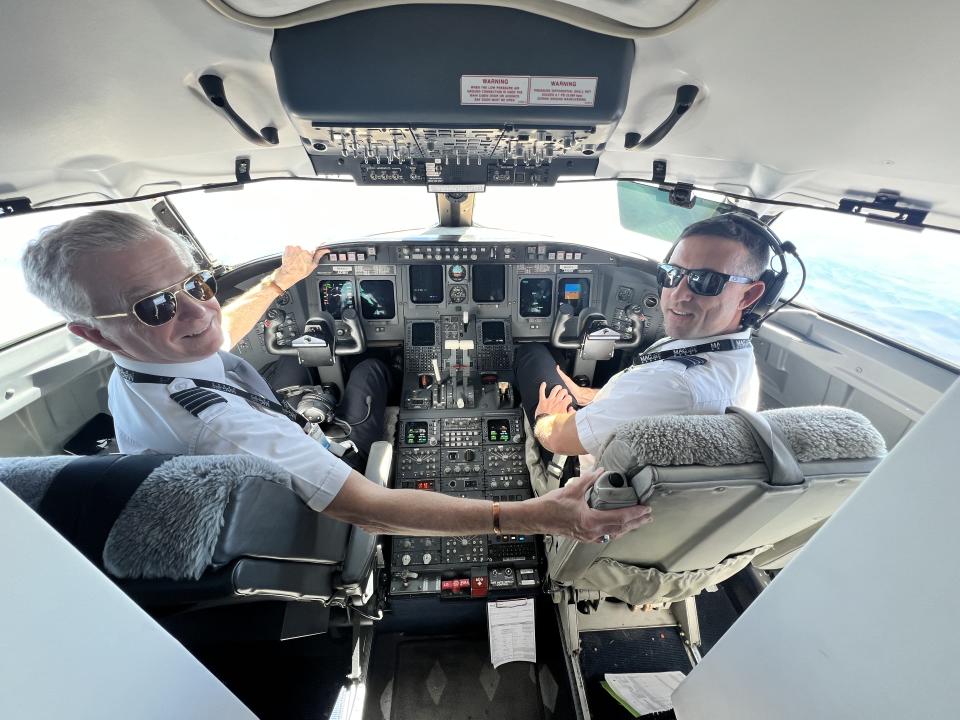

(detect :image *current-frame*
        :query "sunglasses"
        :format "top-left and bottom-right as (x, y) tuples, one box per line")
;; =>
(93, 270), (218, 327)
(657, 263), (755, 297)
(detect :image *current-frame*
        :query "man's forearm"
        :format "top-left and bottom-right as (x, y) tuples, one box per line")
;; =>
(328, 473), (508, 535)
(326, 470), (653, 543)
(534, 412), (588, 455)
(220, 273), (285, 349)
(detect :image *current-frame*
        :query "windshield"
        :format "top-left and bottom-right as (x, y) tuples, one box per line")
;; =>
(171, 182), (438, 266)
(171, 178), (675, 267)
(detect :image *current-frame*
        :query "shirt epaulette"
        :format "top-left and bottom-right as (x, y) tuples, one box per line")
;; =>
(169, 387), (227, 417)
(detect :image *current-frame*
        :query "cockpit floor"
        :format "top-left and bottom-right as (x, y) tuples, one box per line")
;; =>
(379, 636), (545, 720)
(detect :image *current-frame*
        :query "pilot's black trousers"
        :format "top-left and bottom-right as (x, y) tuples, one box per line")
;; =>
(337, 358), (394, 466)
(264, 357), (393, 468)
(515, 344), (570, 466)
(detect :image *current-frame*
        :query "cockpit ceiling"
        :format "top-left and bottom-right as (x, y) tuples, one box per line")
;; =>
(208, 0), (700, 30)
(1, 0), (960, 230)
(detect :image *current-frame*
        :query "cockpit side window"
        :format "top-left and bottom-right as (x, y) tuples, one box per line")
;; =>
(1, 207), (92, 348)
(773, 208), (960, 367)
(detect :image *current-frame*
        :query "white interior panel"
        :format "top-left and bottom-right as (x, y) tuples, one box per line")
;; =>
(673, 375), (960, 718)
(0, 483), (256, 719)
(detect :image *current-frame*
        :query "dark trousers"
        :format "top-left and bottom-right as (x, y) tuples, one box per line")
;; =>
(514, 344), (571, 467)
(515, 343), (570, 427)
(337, 358), (394, 463)
(266, 356), (393, 469)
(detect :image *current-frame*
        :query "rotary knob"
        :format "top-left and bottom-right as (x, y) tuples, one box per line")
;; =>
(401, 554), (411, 566)
(464, 449), (476, 461)
(422, 553), (432, 564)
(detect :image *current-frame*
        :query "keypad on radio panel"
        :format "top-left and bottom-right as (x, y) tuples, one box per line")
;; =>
(484, 445), (527, 474)
(398, 449), (439, 480)
(441, 417), (482, 446)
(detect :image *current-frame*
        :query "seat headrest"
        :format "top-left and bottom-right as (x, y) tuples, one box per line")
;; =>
(598, 406), (887, 475)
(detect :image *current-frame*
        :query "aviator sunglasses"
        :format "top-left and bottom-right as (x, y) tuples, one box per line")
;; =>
(657, 263), (755, 297)
(93, 270), (218, 327)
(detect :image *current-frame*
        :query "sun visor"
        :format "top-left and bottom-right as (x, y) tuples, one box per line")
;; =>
(270, 4), (634, 187)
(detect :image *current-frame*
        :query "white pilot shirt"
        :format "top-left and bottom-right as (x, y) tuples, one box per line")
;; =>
(108, 353), (352, 511)
(575, 329), (759, 472)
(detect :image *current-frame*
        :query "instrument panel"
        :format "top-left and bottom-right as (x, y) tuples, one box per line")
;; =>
(309, 240), (664, 345)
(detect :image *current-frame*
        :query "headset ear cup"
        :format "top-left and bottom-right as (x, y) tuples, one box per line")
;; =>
(752, 269), (785, 315)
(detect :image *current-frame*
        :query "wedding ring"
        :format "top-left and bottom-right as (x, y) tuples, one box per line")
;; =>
(600, 534), (611, 544)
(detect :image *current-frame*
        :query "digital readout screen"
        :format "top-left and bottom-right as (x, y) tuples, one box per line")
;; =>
(519, 278), (553, 317)
(411, 322), (436, 346)
(410, 265), (443, 304)
(487, 419), (511, 443)
(404, 422), (429, 445)
(481, 321), (506, 345)
(359, 279), (396, 319)
(319, 279), (355, 319)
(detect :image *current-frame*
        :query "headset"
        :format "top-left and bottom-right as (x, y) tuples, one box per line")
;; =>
(662, 209), (803, 329)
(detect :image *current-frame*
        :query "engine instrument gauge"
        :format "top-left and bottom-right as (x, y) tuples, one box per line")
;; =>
(276, 291), (291, 306)
(448, 264), (467, 282)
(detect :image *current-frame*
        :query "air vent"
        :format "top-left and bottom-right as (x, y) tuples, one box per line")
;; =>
(643, 294), (659, 308)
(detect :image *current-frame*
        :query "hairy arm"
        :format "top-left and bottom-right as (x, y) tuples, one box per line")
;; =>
(534, 411), (588, 455)
(220, 246), (329, 348)
(532, 381), (588, 455)
(325, 468), (651, 543)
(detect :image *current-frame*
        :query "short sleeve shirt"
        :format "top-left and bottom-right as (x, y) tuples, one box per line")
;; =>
(575, 329), (759, 471)
(108, 353), (351, 511)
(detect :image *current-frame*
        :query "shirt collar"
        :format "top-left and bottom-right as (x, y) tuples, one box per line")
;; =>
(659, 328), (753, 351)
(112, 352), (226, 380)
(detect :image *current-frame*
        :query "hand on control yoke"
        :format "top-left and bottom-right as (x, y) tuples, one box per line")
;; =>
(537, 467), (652, 543)
(273, 245), (331, 290)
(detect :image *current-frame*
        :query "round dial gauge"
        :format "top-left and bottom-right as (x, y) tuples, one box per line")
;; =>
(449, 285), (467, 303)
(275, 291), (291, 306)
(448, 264), (467, 282)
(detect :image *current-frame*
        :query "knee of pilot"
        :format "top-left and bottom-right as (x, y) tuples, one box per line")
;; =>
(354, 358), (393, 388)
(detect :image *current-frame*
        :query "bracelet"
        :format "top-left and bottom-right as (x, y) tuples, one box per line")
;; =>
(492, 501), (502, 536)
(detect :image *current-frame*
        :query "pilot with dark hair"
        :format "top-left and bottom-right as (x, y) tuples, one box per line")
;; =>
(22, 209), (651, 543)
(516, 215), (769, 473)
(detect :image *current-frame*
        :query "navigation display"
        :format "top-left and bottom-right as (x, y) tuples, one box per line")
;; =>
(481, 321), (506, 345)
(519, 278), (553, 317)
(319, 279), (355, 319)
(411, 322), (436, 346)
(473, 264), (506, 303)
(559, 277), (591, 314)
(359, 279), (396, 319)
(410, 265), (443, 304)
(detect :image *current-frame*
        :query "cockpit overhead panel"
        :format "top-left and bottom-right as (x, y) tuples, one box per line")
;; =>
(271, 4), (634, 187)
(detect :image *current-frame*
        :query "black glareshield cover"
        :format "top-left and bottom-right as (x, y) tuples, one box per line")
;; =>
(271, 4), (634, 184)
(272, 4), (633, 127)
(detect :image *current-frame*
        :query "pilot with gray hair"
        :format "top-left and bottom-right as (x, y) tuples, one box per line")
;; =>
(516, 214), (771, 474)
(22, 210), (651, 543)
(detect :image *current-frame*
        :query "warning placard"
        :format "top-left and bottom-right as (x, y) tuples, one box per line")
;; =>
(529, 77), (597, 107)
(461, 76), (529, 106)
(460, 75), (597, 107)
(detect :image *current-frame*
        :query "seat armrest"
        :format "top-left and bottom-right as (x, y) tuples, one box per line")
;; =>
(340, 441), (394, 588)
(365, 440), (393, 487)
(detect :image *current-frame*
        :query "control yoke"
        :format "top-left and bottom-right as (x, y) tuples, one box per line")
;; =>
(265, 309), (367, 365)
(550, 303), (644, 360)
